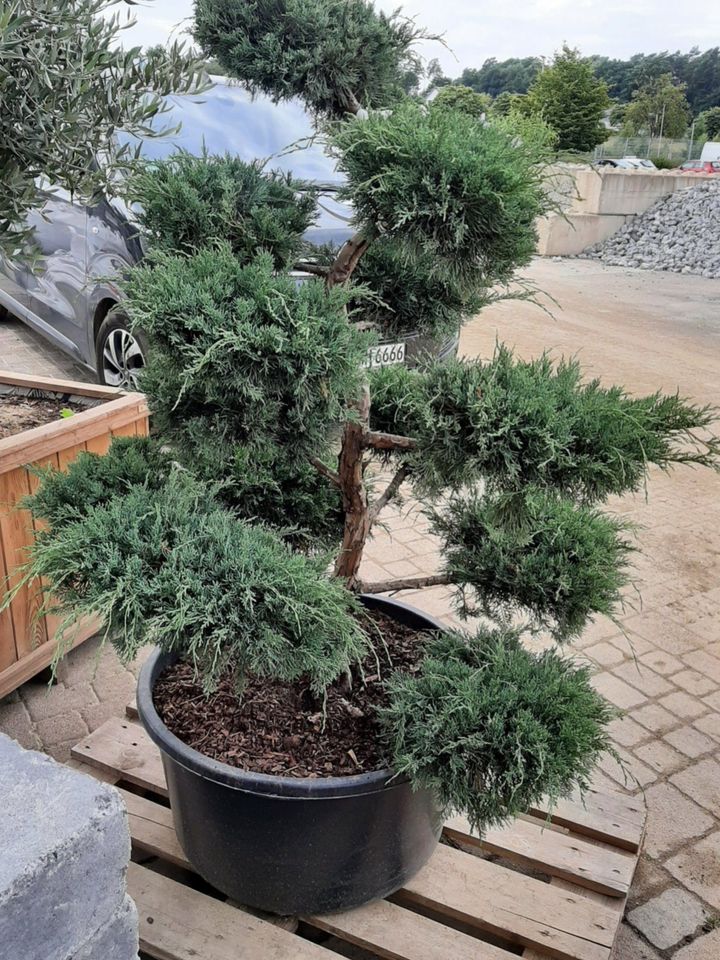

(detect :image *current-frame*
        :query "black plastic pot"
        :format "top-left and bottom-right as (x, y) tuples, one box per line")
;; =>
(136, 595), (445, 915)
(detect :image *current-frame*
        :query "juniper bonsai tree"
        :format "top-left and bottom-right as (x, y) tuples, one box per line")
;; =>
(9, 0), (720, 834)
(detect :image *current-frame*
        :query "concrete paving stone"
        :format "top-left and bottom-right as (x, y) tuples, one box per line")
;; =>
(35, 710), (89, 747)
(663, 725), (718, 759)
(689, 616), (720, 646)
(633, 740), (686, 777)
(666, 831), (720, 911)
(571, 616), (622, 647)
(639, 649), (686, 676)
(44, 739), (81, 763)
(671, 759), (720, 814)
(611, 660), (675, 698)
(623, 612), (704, 656)
(613, 631), (655, 658)
(693, 712), (720, 743)
(672, 669), (718, 698)
(632, 702), (681, 734)
(90, 667), (138, 705)
(592, 671), (648, 710)
(583, 641), (628, 667)
(22, 681), (99, 722)
(0, 698), (42, 751)
(641, 782), (714, 860)
(658, 691), (709, 721)
(673, 929), (720, 960)
(382, 559), (425, 578)
(608, 715), (651, 749)
(612, 922), (663, 960)
(682, 650), (720, 682)
(701, 690), (720, 712)
(626, 857), (671, 906)
(628, 887), (709, 950)
(599, 745), (657, 789)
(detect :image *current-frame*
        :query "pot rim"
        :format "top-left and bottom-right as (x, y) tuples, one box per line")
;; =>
(136, 594), (446, 800)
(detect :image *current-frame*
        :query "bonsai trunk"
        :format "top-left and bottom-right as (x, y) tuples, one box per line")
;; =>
(334, 387), (370, 587)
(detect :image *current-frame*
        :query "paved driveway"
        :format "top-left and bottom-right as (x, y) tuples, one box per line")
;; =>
(2, 259), (720, 958)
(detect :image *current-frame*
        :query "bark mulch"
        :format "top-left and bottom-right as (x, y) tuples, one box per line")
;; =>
(153, 609), (430, 779)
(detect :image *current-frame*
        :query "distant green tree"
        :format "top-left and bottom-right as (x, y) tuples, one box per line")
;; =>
(432, 85), (491, 118)
(458, 58), (542, 97)
(490, 91), (522, 116)
(623, 73), (691, 138)
(697, 106), (720, 140)
(425, 57), (453, 91)
(524, 46), (610, 152)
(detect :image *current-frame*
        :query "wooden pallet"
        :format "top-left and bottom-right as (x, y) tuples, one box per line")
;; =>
(71, 706), (646, 960)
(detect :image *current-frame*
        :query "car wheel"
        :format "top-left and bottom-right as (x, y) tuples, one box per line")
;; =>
(95, 308), (148, 389)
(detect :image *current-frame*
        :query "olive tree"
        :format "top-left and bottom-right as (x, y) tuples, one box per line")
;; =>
(0, 0), (206, 255)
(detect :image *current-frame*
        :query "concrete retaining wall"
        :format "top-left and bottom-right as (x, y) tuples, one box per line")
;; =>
(538, 166), (704, 256)
(0, 734), (139, 960)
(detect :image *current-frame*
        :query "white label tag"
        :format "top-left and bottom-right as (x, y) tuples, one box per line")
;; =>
(363, 342), (406, 368)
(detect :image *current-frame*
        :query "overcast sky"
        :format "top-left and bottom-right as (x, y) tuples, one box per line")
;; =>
(120, 0), (720, 76)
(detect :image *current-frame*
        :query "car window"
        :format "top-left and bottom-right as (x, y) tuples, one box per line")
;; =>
(119, 79), (340, 184)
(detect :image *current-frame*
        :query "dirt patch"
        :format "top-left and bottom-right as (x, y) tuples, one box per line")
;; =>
(0, 396), (84, 440)
(153, 608), (431, 778)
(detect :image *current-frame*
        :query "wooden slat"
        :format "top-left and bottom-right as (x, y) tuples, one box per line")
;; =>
(529, 789), (645, 853)
(25, 452), (63, 643)
(444, 813), (636, 897)
(0, 392), (148, 472)
(127, 863), (330, 960)
(71, 716), (167, 795)
(110, 420), (138, 438)
(57, 440), (88, 472)
(0, 625), (92, 700)
(523, 877), (626, 960)
(85, 433), (112, 455)
(118, 788), (186, 867)
(0, 533), (16, 671)
(0, 369), (127, 398)
(126, 698), (138, 719)
(0, 466), (48, 658)
(119, 787), (517, 960)
(396, 842), (615, 960)
(309, 898), (519, 960)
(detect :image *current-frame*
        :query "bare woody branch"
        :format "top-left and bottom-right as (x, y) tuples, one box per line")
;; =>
(294, 261), (330, 278)
(309, 456), (341, 487)
(363, 431), (417, 451)
(357, 573), (452, 594)
(369, 464), (410, 524)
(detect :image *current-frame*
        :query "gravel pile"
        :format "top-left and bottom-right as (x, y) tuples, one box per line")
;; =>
(581, 181), (720, 278)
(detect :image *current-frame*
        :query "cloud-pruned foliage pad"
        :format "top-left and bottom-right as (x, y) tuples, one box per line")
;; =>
(331, 103), (548, 276)
(194, 0), (424, 119)
(124, 245), (371, 462)
(370, 346), (720, 499)
(131, 152), (316, 270)
(23, 465), (367, 695)
(381, 628), (615, 831)
(433, 490), (633, 640)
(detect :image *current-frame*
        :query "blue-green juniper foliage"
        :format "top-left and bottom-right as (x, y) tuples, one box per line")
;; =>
(7, 0), (719, 834)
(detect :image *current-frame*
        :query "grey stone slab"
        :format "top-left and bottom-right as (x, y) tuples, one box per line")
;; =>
(0, 735), (130, 960)
(72, 895), (139, 960)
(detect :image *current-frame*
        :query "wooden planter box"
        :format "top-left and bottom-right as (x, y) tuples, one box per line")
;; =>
(0, 371), (149, 698)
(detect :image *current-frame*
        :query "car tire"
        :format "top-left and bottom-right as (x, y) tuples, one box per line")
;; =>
(95, 308), (149, 390)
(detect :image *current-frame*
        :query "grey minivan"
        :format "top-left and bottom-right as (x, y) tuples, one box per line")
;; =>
(0, 81), (349, 388)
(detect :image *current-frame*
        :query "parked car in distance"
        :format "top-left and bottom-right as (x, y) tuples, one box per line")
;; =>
(700, 141), (720, 162)
(677, 160), (720, 174)
(594, 157), (658, 170)
(0, 80), (349, 388)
